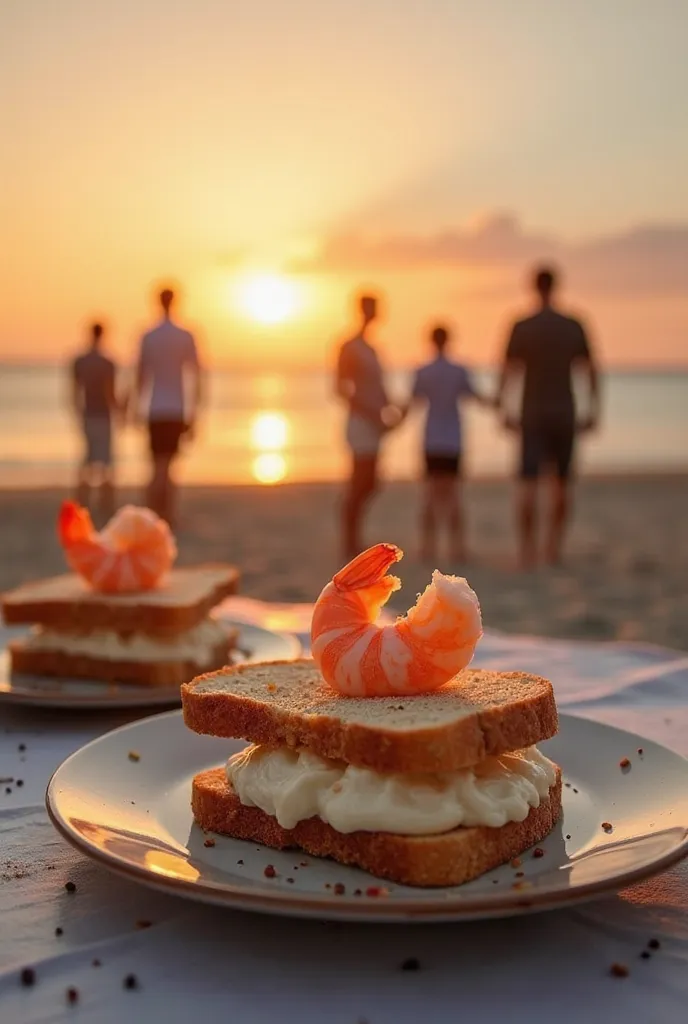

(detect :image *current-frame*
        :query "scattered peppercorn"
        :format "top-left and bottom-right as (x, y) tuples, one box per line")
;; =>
(334, 883), (346, 895)
(564, 782), (571, 788)
(353, 888), (363, 896)
(492, 878), (499, 884)
(264, 864), (277, 878)
(92, 959), (101, 968)
(65, 881), (76, 893)
(620, 757), (631, 769)
(55, 926), (63, 936)
(203, 838), (215, 848)
(16, 779), (23, 787)
(20, 967), (36, 987)
(572, 788), (579, 793)
(128, 751), (140, 762)
(237, 859), (244, 865)
(123, 974), (138, 990)
(533, 848), (545, 858)
(648, 938), (660, 950)
(299, 861), (308, 867)
(286, 877), (294, 884)
(18, 743), (26, 752)
(401, 958), (420, 971)
(135, 920), (152, 930)
(4, 787), (10, 795)
(610, 963), (629, 978)
(637, 747), (644, 755)
(566, 834), (571, 840)
(640, 951), (651, 960)
(515, 871), (525, 878)
(66, 987), (79, 1005)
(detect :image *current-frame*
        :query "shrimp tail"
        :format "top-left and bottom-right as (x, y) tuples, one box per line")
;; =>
(333, 543), (402, 593)
(58, 500), (95, 549)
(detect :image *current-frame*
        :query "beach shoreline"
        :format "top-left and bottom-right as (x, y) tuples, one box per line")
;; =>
(0, 474), (686, 651)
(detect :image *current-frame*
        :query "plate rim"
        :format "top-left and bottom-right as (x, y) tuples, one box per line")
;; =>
(45, 710), (688, 922)
(0, 621), (301, 710)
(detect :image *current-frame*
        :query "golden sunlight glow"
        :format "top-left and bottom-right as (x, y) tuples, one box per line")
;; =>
(252, 453), (287, 484)
(237, 273), (300, 324)
(250, 412), (288, 450)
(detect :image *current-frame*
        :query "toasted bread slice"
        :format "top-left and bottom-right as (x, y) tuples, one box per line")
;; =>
(9, 636), (233, 688)
(192, 766), (562, 887)
(182, 659), (558, 774)
(2, 564), (239, 633)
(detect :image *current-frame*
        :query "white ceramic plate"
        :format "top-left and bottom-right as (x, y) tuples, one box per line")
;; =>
(46, 710), (688, 921)
(0, 621), (301, 710)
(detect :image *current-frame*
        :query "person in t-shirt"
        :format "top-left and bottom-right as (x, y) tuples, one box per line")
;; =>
(407, 325), (488, 562)
(497, 266), (600, 568)
(134, 287), (203, 525)
(335, 293), (393, 558)
(70, 322), (122, 517)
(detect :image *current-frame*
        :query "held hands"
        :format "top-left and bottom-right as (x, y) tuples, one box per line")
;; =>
(576, 415), (599, 434)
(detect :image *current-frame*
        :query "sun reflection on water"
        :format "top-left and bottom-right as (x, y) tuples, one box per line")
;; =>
(250, 412), (289, 484)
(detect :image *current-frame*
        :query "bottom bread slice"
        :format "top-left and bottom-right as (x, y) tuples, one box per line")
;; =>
(192, 765), (563, 888)
(9, 638), (233, 688)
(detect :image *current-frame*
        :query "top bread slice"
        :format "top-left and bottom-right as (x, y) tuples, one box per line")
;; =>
(182, 658), (558, 774)
(2, 564), (239, 634)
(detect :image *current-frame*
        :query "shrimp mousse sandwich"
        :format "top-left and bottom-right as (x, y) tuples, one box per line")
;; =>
(182, 544), (561, 887)
(2, 502), (239, 687)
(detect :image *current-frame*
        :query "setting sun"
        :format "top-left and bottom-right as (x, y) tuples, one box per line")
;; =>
(237, 274), (300, 325)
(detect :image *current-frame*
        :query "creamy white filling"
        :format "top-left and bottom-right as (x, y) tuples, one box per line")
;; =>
(226, 743), (557, 835)
(25, 618), (228, 666)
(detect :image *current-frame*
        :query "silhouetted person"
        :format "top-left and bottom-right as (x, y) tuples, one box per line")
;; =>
(134, 287), (203, 526)
(70, 322), (121, 517)
(335, 293), (391, 558)
(497, 266), (600, 567)
(406, 325), (489, 562)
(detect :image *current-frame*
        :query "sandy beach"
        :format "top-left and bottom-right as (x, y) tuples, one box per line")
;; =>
(0, 474), (685, 651)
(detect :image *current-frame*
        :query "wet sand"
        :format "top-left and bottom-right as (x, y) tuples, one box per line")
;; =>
(0, 475), (686, 651)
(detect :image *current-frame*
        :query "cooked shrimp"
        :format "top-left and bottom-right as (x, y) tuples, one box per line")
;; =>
(58, 501), (176, 593)
(311, 543), (482, 696)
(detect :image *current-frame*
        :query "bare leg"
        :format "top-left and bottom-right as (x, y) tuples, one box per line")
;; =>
(75, 468), (90, 509)
(517, 480), (538, 569)
(99, 469), (116, 521)
(147, 455), (173, 523)
(342, 455), (378, 559)
(445, 478), (466, 561)
(545, 476), (570, 565)
(420, 478), (438, 561)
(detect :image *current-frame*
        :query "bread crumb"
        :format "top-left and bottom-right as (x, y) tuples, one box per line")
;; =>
(648, 938), (660, 950)
(20, 967), (36, 987)
(203, 838), (215, 848)
(128, 751), (140, 763)
(334, 883), (346, 895)
(601, 822), (613, 833)
(123, 973), (139, 990)
(264, 864), (277, 878)
(365, 886), (389, 897)
(610, 963), (629, 978)
(533, 848), (545, 858)
(637, 747), (644, 755)
(512, 881), (532, 890)
(620, 757), (631, 769)
(510, 858), (522, 868)
(266, 683), (277, 693)
(66, 986), (79, 1005)
(135, 920), (152, 930)
(64, 881), (76, 893)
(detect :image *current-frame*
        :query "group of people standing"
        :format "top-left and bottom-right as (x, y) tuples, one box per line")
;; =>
(336, 265), (600, 568)
(71, 288), (203, 527)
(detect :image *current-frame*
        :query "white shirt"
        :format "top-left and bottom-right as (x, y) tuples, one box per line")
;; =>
(412, 356), (476, 454)
(138, 319), (200, 421)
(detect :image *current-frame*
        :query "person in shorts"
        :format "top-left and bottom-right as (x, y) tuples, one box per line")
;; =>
(407, 325), (489, 562)
(497, 265), (601, 567)
(70, 322), (122, 518)
(335, 293), (393, 558)
(134, 287), (203, 526)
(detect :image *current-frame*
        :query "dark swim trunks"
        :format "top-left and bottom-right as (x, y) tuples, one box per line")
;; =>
(520, 418), (575, 480)
(424, 453), (462, 478)
(148, 420), (186, 458)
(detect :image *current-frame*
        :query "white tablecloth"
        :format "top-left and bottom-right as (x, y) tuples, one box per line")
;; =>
(1, 602), (687, 1023)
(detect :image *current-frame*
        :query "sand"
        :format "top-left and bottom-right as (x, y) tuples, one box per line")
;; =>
(0, 475), (686, 651)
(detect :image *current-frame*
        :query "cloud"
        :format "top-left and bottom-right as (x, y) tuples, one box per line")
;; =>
(291, 213), (688, 297)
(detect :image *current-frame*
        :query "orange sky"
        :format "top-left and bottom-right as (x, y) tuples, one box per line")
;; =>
(2, 2), (688, 369)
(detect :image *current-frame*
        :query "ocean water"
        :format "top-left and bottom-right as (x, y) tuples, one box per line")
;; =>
(0, 364), (686, 487)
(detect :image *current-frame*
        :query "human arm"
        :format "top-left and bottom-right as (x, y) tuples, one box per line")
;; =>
(334, 343), (388, 429)
(184, 332), (204, 438)
(496, 324), (523, 430)
(575, 325), (601, 432)
(69, 361), (82, 419)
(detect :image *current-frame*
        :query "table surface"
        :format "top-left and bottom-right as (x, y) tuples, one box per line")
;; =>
(1, 599), (687, 1024)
